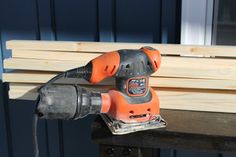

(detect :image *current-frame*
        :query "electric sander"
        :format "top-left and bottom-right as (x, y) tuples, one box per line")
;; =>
(35, 46), (167, 135)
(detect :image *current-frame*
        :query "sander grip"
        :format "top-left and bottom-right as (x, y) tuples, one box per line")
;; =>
(36, 85), (104, 120)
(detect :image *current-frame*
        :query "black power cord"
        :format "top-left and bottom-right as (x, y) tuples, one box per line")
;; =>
(33, 63), (92, 157)
(33, 96), (40, 157)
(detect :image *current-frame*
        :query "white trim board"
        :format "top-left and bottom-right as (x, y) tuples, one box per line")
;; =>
(181, 0), (214, 45)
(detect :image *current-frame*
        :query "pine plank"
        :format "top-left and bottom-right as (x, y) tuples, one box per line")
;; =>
(158, 90), (236, 113)
(8, 84), (236, 113)
(9, 83), (110, 92)
(11, 50), (101, 61)
(4, 73), (114, 86)
(7, 40), (78, 51)
(3, 72), (236, 90)
(4, 57), (236, 80)
(7, 40), (236, 57)
(3, 58), (88, 71)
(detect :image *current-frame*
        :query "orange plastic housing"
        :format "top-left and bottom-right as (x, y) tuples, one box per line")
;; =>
(90, 51), (120, 83)
(101, 88), (160, 123)
(141, 47), (161, 72)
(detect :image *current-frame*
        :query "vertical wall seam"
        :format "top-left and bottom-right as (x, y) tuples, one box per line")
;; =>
(49, 1), (64, 157)
(204, 0), (214, 45)
(159, 0), (163, 43)
(2, 83), (13, 157)
(204, 0), (211, 45)
(175, 0), (182, 43)
(174, 0), (182, 44)
(35, 1), (51, 156)
(173, 149), (177, 157)
(210, 0), (215, 45)
(50, 0), (57, 40)
(35, 0), (41, 40)
(204, 0), (208, 45)
(153, 0), (161, 43)
(96, 0), (100, 42)
(157, 148), (161, 157)
(0, 31), (4, 74)
(44, 120), (50, 157)
(58, 120), (64, 157)
(112, 0), (117, 42)
(212, 0), (219, 45)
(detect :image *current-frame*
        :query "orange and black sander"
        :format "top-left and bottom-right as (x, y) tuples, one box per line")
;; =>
(35, 47), (166, 135)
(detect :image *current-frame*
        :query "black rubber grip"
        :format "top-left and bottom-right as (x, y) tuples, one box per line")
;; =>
(36, 85), (102, 120)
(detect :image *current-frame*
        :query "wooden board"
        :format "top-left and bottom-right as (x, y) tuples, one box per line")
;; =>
(3, 72), (236, 90)
(4, 57), (236, 80)
(3, 58), (88, 72)
(11, 50), (102, 61)
(6, 40), (79, 51)
(8, 83), (236, 113)
(6, 40), (236, 58)
(9, 83), (111, 93)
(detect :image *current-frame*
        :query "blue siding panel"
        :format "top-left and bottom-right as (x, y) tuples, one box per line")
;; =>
(0, 0), (40, 59)
(0, 83), (11, 157)
(115, 0), (161, 43)
(176, 150), (219, 157)
(0, 0), (48, 157)
(8, 100), (48, 157)
(37, 0), (55, 40)
(160, 148), (175, 157)
(62, 116), (99, 157)
(224, 153), (236, 157)
(54, 0), (99, 41)
(98, 0), (115, 42)
(46, 120), (61, 157)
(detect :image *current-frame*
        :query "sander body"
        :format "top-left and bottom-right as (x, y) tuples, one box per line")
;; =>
(36, 47), (166, 135)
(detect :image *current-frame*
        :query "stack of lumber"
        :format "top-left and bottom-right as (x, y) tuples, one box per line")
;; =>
(3, 40), (236, 113)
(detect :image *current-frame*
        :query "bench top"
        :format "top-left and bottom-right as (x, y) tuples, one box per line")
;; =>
(92, 109), (236, 152)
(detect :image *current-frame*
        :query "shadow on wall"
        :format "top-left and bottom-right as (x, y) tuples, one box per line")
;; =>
(0, 81), (99, 157)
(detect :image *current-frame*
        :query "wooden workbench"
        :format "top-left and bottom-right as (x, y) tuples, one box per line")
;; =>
(91, 109), (236, 156)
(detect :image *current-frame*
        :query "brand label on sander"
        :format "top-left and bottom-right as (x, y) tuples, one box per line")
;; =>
(127, 77), (146, 96)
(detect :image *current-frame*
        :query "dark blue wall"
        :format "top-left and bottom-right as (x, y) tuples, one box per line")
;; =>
(1, 0), (234, 157)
